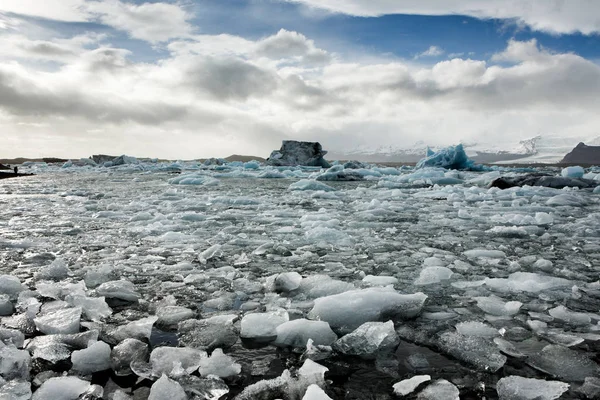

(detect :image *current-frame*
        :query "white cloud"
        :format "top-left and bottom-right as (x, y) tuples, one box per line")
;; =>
(1, 31), (600, 158)
(85, 0), (194, 43)
(0, 0), (89, 22)
(284, 0), (600, 35)
(417, 45), (444, 58)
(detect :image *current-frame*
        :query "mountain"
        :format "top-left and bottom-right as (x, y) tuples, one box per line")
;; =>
(560, 142), (600, 165)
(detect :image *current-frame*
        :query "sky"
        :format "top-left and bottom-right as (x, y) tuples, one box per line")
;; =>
(1, 0), (600, 159)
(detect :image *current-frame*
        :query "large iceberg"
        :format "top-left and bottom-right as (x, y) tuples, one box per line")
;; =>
(416, 144), (483, 170)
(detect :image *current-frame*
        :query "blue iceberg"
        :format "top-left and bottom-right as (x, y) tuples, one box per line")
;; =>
(416, 144), (485, 171)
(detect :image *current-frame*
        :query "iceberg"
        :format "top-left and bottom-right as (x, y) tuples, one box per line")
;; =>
(416, 144), (483, 171)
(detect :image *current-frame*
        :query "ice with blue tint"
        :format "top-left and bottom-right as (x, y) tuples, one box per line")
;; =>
(3, 158), (600, 398)
(561, 166), (585, 178)
(416, 144), (485, 171)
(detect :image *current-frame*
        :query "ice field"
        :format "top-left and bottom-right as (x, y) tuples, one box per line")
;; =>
(1, 159), (600, 399)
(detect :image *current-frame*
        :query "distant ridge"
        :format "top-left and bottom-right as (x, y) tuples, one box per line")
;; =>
(224, 154), (266, 162)
(560, 142), (600, 165)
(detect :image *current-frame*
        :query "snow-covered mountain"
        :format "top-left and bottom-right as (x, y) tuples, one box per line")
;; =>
(328, 135), (600, 164)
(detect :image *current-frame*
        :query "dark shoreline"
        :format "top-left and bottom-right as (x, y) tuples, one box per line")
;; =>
(0, 172), (34, 180)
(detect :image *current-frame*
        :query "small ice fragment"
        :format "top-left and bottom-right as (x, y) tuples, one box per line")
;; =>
(0, 343), (30, 380)
(274, 319), (337, 348)
(561, 166), (584, 178)
(240, 311), (288, 342)
(455, 321), (499, 338)
(34, 307), (81, 335)
(302, 384), (332, 400)
(110, 316), (157, 342)
(464, 249), (506, 259)
(362, 275), (398, 286)
(148, 375), (187, 400)
(32, 376), (90, 400)
(156, 306), (195, 326)
(289, 180), (336, 192)
(333, 321), (399, 358)
(34, 258), (70, 281)
(274, 272), (302, 293)
(95, 280), (140, 302)
(198, 348), (241, 378)
(71, 341), (111, 374)
(414, 267), (453, 285)
(111, 338), (149, 376)
(393, 375), (431, 396)
(496, 376), (569, 400)
(150, 346), (207, 377)
(474, 296), (522, 316)
(417, 379), (459, 400)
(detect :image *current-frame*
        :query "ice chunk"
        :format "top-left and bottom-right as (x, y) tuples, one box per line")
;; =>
(299, 275), (355, 298)
(393, 375), (431, 396)
(110, 316), (157, 342)
(34, 307), (81, 334)
(548, 305), (591, 326)
(362, 275), (398, 286)
(578, 377), (600, 398)
(0, 295), (14, 316)
(150, 346), (207, 376)
(305, 227), (353, 247)
(240, 311), (289, 343)
(149, 375), (187, 400)
(34, 258), (70, 281)
(535, 212), (554, 224)
(464, 249), (506, 259)
(474, 296), (522, 316)
(275, 319), (337, 348)
(95, 280), (140, 302)
(70, 341), (111, 375)
(303, 384), (332, 400)
(416, 144), (481, 171)
(414, 267), (453, 285)
(496, 376), (569, 400)
(274, 272), (302, 293)
(546, 194), (587, 207)
(485, 272), (571, 293)
(417, 379), (459, 400)
(198, 348), (241, 378)
(333, 321), (399, 358)
(437, 332), (506, 372)
(178, 315), (239, 350)
(32, 376), (90, 400)
(198, 244), (223, 264)
(455, 321), (499, 338)
(234, 370), (289, 400)
(0, 379), (31, 399)
(0, 275), (24, 299)
(0, 328), (24, 347)
(308, 287), (427, 333)
(528, 344), (600, 382)
(561, 166), (585, 179)
(0, 343), (30, 380)
(168, 174), (219, 186)
(289, 180), (336, 192)
(111, 338), (149, 376)
(156, 306), (195, 326)
(25, 330), (98, 363)
(65, 294), (112, 321)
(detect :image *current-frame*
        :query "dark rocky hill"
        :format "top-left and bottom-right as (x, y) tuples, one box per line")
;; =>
(560, 142), (600, 165)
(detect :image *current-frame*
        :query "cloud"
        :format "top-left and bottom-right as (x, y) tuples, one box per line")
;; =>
(283, 0), (600, 35)
(0, 0), (89, 22)
(416, 45), (444, 58)
(1, 30), (600, 158)
(85, 0), (194, 43)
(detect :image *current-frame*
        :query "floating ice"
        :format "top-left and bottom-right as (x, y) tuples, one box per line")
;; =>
(34, 307), (81, 335)
(198, 244), (223, 264)
(393, 375), (431, 396)
(110, 316), (157, 342)
(362, 275), (398, 286)
(333, 321), (399, 358)
(150, 346), (207, 377)
(274, 272), (303, 293)
(156, 306), (195, 326)
(0, 343), (30, 381)
(496, 376), (569, 400)
(528, 344), (600, 382)
(149, 375), (187, 400)
(548, 305), (591, 326)
(455, 321), (499, 338)
(0, 295), (13, 316)
(289, 180), (336, 192)
(240, 311), (288, 343)
(417, 379), (459, 400)
(302, 384), (332, 400)
(437, 332), (506, 372)
(198, 348), (241, 378)
(274, 319), (337, 348)
(95, 280), (140, 302)
(71, 341), (111, 374)
(485, 272), (571, 293)
(474, 296), (522, 316)
(32, 376), (90, 400)
(561, 166), (585, 179)
(34, 259), (70, 281)
(308, 287), (427, 333)
(0, 328), (24, 347)
(416, 144), (481, 171)
(169, 174), (220, 186)
(546, 193), (588, 207)
(463, 249), (506, 259)
(111, 338), (149, 376)
(178, 315), (238, 350)
(0, 379), (31, 399)
(65, 294), (112, 321)
(414, 266), (453, 285)
(0, 275), (24, 299)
